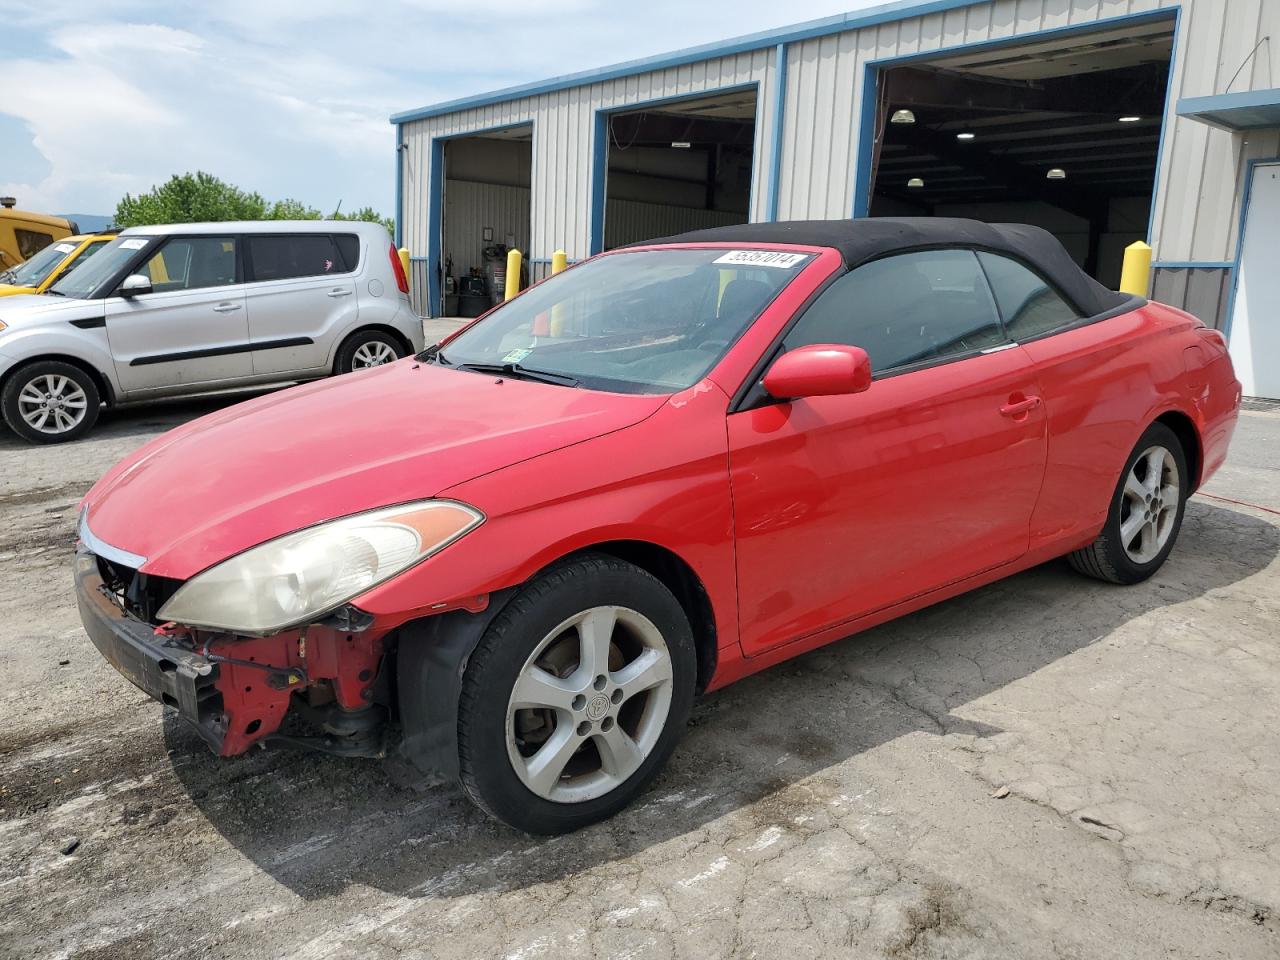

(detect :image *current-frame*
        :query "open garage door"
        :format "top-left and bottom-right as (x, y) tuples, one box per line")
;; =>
(440, 125), (532, 317)
(602, 90), (756, 250)
(867, 17), (1174, 287)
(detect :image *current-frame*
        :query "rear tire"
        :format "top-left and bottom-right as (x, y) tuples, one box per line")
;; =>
(1068, 422), (1188, 584)
(334, 329), (406, 374)
(1, 360), (100, 444)
(457, 554), (696, 834)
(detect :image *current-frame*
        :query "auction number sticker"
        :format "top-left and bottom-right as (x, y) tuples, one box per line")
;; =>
(713, 250), (810, 269)
(54, 243), (75, 254)
(118, 238), (149, 250)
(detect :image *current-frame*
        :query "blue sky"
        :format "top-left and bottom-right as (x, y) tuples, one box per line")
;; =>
(0, 0), (875, 219)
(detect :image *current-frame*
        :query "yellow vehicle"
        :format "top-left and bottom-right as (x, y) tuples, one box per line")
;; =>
(0, 199), (79, 272)
(0, 233), (117, 297)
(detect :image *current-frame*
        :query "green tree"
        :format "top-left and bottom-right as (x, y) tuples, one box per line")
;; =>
(115, 173), (395, 237)
(114, 172), (267, 227)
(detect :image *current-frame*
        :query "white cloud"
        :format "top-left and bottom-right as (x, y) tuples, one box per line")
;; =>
(0, 0), (875, 217)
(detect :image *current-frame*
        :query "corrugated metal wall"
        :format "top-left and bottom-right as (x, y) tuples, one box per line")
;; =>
(603, 199), (743, 249)
(443, 179), (531, 277)
(400, 0), (1280, 316)
(401, 47), (777, 267)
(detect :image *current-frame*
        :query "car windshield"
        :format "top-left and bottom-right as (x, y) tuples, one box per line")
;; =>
(49, 236), (155, 299)
(436, 248), (812, 393)
(5, 241), (75, 287)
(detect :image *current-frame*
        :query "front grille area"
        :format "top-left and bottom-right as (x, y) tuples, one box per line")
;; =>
(93, 553), (184, 624)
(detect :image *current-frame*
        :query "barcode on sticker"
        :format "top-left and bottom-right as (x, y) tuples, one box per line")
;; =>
(713, 250), (809, 269)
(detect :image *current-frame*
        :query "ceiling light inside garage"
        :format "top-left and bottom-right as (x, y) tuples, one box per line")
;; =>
(1118, 115), (1142, 122)
(956, 131), (976, 140)
(891, 109), (916, 124)
(907, 177), (925, 188)
(670, 141), (691, 148)
(1046, 167), (1067, 179)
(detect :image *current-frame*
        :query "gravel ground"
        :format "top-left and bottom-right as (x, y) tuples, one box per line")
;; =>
(1, 346), (1277, 958)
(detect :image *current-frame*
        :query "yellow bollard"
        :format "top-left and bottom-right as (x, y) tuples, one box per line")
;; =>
(397, 248), (411, 289)
(504, 248), (522, 302)
(1119, 240), (1152, 297)
(551, 249), (568, 275)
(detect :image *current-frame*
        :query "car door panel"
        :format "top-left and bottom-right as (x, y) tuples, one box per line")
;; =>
(728, 348), (1047, 655)
(106, 286), (251, 394)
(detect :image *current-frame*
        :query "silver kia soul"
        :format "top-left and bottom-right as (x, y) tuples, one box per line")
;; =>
(0, 220), (424, 443)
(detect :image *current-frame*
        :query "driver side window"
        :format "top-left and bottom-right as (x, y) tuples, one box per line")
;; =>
(783, 248), (1006, 374)
(139, 237), (239, 293)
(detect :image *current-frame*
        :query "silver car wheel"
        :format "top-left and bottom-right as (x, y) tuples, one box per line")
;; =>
(506, 605), (674, 804)
(1120, 444), (1180, 564)
(351, 341), (398, 368)
(17, 374), (88, 435)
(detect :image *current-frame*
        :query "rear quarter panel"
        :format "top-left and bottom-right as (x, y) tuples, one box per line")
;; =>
(1021, 300), (1234, 552)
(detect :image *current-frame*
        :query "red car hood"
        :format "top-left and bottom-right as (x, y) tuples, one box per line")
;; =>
(82, 361), (664, 578)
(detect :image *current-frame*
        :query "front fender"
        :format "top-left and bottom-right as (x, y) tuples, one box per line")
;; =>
(0, 325), (119, 398)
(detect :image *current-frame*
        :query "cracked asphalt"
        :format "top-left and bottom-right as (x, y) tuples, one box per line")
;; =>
(1, 353), (1277, 958)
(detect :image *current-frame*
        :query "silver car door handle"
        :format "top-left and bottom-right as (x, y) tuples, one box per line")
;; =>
(326, 288), (353, 298)
(212, 302), (242, 313)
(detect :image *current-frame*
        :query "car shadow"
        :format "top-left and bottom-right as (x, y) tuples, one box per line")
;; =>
(165, 499), (1279, 901)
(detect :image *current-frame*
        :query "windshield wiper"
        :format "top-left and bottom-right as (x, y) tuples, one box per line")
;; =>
(43, 289), (66, 297)
(453, 361), (580, 387)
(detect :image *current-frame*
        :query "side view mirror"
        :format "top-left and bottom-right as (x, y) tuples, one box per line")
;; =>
(762, 343), (872, 400)
(117, 274), (153, 298)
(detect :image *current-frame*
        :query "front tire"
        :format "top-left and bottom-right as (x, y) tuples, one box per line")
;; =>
(457, 554), (696, 834)
(1068, 422), (1188, 584)
(1, 360), (100, 444)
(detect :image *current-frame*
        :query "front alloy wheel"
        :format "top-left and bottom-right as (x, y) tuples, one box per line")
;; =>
(507, 606), (674, 803)
(1, 360), (101, 444)
(457, 554), (696, 834)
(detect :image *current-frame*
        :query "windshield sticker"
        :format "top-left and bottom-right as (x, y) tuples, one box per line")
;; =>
(713, 250), (810, 269)
(502, 347), (532, 364)
(118, 238), (149, 250)
(54, 243), (75, 254)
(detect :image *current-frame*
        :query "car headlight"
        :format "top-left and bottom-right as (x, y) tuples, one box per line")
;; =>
(157, 500), (483, 635)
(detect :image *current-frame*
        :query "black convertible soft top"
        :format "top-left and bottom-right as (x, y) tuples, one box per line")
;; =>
(641, 217), (1130, 318)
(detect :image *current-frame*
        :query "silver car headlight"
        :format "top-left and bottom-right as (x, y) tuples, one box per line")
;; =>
(157, 500), (483, 635)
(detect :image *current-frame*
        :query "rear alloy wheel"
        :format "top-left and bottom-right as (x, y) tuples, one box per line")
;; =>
(335, 330), (405, 374)
(1068, 422), (1188, 584)
(1, 360), (100, 444)
(457, 555), (695, 834)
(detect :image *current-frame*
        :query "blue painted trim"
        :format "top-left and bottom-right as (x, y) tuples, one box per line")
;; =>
(588, 82), (761, 255)
(1222, 157), (1280, 342)
(849, 7), (1180, 222)
(766, 43), (789, 222)
(425, 119), (535, 317)
(1152, 260), (1234, 270)
(426, 137), (444, 317)
(389, 0), (990, 125)
(1177, 87), (1280, 131)
(394, 124), (403, 248)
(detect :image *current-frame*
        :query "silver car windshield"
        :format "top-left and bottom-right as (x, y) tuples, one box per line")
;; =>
(436, 248), (812, 394)
(49, 236), (155, 299)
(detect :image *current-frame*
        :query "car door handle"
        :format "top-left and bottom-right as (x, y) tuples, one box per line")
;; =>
(1000, 396), (1042, 418)
(326, 288), (352, 298)
(212, 302), (242, 313)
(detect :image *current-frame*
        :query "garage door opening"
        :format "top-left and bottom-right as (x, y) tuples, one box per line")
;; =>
(440, 125), (532, 317)
(601, 89), (757, 250)
(867, 16), (1175, 288)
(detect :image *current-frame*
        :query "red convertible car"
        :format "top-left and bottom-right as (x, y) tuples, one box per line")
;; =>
(75, 219), (1240, 834)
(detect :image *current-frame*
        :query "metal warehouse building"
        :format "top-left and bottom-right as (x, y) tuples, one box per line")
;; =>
(392, 0), (1280, 399)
